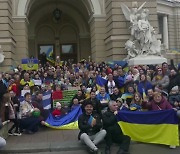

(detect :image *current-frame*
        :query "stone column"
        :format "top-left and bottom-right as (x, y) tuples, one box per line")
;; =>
(13, 16), (29, 63)
(28, 35), (36, 57)
(79, 35), (91, 61)
(163, 15), (169, 49)
(89, 15), (106, 62)
(0, 0), (16, 71)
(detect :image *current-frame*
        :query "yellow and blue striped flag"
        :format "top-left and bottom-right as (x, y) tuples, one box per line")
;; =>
(46, 47), (55, 63)
(44, 105), (82, 129)
(117, 109), (179, 146)
(96, 75), (107, 90)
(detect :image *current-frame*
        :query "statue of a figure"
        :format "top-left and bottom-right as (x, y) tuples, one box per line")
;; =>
(121, 2), (163, 59)
(0, 45), (5, 63)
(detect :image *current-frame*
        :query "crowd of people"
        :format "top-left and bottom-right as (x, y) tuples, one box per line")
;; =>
(0, 58), (180, 153)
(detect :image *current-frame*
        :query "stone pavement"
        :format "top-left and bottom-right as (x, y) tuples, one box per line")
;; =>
(0, 128), (180, 154)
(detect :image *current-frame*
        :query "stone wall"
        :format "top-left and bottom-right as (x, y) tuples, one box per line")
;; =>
(89, 15), (106, 62)
(0, 0), (15, 71)
(168, 15), (177, 49)
(105, 0), (159, 61)
(13, 17), (29, 63)
(168, 8), (180, 51)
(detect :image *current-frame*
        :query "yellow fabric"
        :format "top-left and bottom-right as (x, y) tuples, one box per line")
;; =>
(96, 84), (101, 91)
(118, 121), (179, 146)
(22, 64), (38, 71)
(119, 87), (124, 93)
(44, 121), (78, 130)
(123, 67), (129, 73)
(20, 79), (34, 87)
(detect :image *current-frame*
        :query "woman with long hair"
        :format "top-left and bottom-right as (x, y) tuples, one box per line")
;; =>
(129, 92), (142, 111)
(3, 93), (21, 136)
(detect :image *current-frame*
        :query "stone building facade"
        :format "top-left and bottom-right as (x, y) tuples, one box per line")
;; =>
(0, 0), (179, 71)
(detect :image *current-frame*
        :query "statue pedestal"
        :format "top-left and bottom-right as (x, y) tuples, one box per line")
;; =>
(128, 55), (167, 66)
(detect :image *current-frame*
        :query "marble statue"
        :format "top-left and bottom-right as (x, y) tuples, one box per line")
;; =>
(121, 2), (165, 60)
(0, 45), (5, 63)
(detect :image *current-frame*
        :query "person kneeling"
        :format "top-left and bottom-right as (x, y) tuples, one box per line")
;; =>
(78, 101), (106, 153)
(102, 101), (131, 154)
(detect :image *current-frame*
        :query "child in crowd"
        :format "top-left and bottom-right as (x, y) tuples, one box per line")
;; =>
(52, 102), (63, 117)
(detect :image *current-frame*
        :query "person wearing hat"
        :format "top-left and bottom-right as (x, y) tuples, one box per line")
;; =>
(169, 86), (180, 110)
(102, 101), (131, 154)
(78, 101), (106, 154)
(116, 98), (129, 111)
(52, 102), (62, 117)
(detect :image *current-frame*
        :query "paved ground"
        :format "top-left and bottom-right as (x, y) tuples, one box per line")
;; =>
(0, 128), (180, 154)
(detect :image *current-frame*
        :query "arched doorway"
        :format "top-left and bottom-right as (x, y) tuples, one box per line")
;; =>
(27, 0), (92, 63)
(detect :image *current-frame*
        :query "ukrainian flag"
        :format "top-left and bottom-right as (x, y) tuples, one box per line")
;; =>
(117, 109), (179, 146)
(96, 75), (107, 90)
(21, 58), (38, 70)
(121, 93), (133, 100)
(46, 47), (55, 63)
(44, 105), (82, 129)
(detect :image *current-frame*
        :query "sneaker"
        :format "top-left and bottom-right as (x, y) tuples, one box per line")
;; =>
(13, 132), (22, 136)
(8, 132), (14, 136)
(169, 145), (176, 149)
(89, 147), (98, 153)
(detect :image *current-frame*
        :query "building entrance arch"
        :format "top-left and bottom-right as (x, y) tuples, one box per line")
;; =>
(16, 0), (104, 62)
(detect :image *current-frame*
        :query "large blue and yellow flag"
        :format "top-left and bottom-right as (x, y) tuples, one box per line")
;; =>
(96, 75), (107, 90)
(44, 106), (82, 129)
(46, 47), (55, 63)
(117, 109), (179, 146)
(21, 58), (38, 70)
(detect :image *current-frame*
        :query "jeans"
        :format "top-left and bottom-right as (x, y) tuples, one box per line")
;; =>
(80, 129), (106, 150)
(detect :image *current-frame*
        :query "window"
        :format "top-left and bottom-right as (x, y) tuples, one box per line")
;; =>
(38, 45), (55, 63)
(61, 44), (74, 54)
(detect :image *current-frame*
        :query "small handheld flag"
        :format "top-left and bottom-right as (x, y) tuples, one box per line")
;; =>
(88, 115), (95, 126)
(142, 88), (147, 100)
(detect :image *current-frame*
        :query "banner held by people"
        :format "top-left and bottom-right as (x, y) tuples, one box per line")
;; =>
(21, 58), (38, 71)
(117, 109), (179, 146)
(44, 105), (82, 129)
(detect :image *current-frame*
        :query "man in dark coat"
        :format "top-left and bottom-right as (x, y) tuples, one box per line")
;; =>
(83, 91), (102, 115)
(78, 101), (106, 154)
(102, 101), (131, 154)
(32, 91), (50, 121)
(110, 87), (122, 101)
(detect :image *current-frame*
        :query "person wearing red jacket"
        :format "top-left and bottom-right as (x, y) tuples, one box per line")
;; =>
(52, 102), (62, 117)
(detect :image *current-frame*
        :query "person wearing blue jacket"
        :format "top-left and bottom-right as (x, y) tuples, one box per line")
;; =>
(138, 74), (152, 96)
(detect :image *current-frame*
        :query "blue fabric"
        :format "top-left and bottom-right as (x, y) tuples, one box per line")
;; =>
(96, 75), (107, 87)
(45, 105), (82, 126)
(116, 75), (127, 88)
(116, 109), (178, 124)
(107, 61), (127, 68)
(137, 81), (152, 95)
(21, 58), (38, 64)
(42, 91), (52, 109)
(96, 93), (110, 101)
